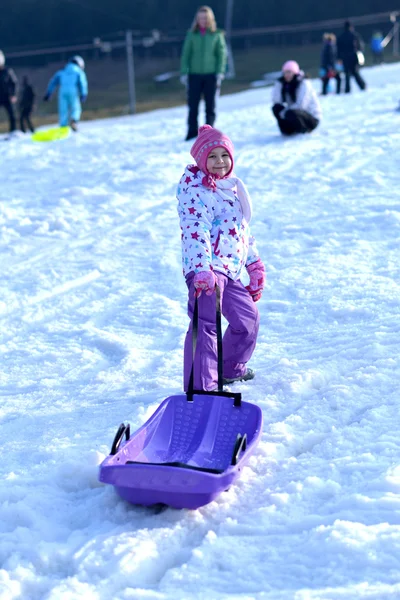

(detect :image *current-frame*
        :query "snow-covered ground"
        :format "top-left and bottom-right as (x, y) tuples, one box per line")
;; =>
(1, 63), (400, 600)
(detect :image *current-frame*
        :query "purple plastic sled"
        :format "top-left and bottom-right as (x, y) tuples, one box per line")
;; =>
(99, 392), (263, 509)
(99, 288), (263, 509)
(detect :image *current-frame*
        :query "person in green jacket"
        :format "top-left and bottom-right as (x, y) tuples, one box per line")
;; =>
(180, 5), (227, 141)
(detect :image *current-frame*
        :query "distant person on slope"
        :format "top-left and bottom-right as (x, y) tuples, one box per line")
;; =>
(320, 33), (342, 95)
(0, 49), (18, 135)
(337, 21), (366, 93)
(19, 76), (36, 133)
(271, 61), (321, 136)
(43, 55), (88, 131)
(177, 125), (266, 391)
(180, 5), (227, 141)
(371, 31), (384, 64)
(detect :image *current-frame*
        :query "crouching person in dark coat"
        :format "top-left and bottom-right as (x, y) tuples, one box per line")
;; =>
(19, 76), (36, 133)
(271, 61), (322, 136)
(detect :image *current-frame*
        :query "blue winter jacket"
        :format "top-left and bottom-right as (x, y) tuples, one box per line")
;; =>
(371, 36), (383, 53)
(46, 63), (88, 98)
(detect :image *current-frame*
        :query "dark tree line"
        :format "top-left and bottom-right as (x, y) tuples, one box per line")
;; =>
(1, 0), (397, 50)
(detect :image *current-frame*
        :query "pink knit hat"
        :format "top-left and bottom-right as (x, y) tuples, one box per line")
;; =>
(190, 125), (234, 176)
(282, 60), (300, 74)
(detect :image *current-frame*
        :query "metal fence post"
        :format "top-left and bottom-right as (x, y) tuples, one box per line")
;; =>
(225, 0), (235, 79)
(394, 20), (400, 56)
(126, 30), (136, 114)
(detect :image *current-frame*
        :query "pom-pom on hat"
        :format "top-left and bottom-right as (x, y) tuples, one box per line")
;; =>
(282, 60), (300, 74)
(190, 125), (234, 176)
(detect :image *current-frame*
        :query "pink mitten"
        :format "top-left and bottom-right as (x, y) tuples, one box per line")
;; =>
(246, 259), (266, 302)
(193, 270), (217, 298)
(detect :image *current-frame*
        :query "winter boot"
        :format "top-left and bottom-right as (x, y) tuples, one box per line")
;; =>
(223, 368), (255, 386)
(185, 130), (197, 141)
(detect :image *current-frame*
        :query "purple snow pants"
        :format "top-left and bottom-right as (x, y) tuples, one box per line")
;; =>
(183, 271), (260, 391)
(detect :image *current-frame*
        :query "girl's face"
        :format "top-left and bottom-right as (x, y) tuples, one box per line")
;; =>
(197, 10), (208, 29)
(206, 147), (232, 177)
(283, 70), (295, 82)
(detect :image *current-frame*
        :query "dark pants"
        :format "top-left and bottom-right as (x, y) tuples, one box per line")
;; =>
(372, 52), (384, 64)
(184, 272), (259, 391)
(0, 98), (16, 132)
(321, 73), (342, 95)
(343, 64), (366, 93)
(19, 108), (35, 133)
(187, 74), (217, 138)
(272, 104), (319, 136)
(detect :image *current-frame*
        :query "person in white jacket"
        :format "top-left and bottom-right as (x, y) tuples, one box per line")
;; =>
(177, 125), (266, 391)
(271, 60), (322, 136)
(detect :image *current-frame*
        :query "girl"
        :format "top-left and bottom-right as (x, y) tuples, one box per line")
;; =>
(272, 60), (322, 136)
(180, 6), (227, 141)
(320, 33), (342, 95)
(177, 125), (266, 391)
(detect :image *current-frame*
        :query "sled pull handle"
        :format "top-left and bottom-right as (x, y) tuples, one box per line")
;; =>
(110, 423), (130, 455)
(187, 285), (242, 406)
(190, 285), (223, 392)
(231, 433), (247, 466)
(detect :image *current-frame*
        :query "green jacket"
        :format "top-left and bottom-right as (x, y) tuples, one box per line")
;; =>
(180, 29), (227, 75)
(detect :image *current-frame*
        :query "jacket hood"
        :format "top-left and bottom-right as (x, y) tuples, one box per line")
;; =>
(180, 165), (204, 192)
(180, 165), (252, 224)
(278, 71), (305, 83)
(181, 164), (233, 192)
(64, 62), (81, 73)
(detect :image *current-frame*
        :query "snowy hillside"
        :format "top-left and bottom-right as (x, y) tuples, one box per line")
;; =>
(1, 63), (400, 600)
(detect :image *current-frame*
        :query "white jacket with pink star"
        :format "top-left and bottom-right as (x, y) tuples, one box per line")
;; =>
(176, 165), (260, 281)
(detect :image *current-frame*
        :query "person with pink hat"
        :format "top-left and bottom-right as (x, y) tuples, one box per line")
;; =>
(177, 124), (266, 392)
(271, 60), (322, 135)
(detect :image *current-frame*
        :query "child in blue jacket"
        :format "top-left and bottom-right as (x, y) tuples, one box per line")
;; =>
(44, 56), (88, 131)
(371, 32), (384, 65)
